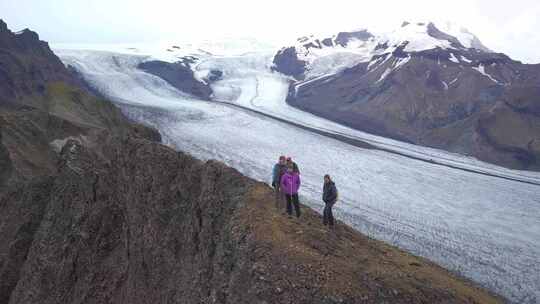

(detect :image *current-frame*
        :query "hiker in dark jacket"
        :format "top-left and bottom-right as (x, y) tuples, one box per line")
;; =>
(281, 164), (301, 218)
(322, 174), (338, 228)
(286, 157), (300, 174)
(272, 156), (287, 209)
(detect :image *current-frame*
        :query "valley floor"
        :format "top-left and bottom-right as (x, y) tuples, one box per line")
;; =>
(56, 48), (540, 303)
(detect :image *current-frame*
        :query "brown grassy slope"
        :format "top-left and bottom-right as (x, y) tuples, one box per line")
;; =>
(237, 183), (503, 304)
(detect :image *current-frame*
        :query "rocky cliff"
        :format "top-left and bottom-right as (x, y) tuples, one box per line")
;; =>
(0, 19), (75, 103)
(0, 134), (503, 304)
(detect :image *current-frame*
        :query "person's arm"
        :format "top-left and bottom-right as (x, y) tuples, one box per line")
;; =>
(280, 174), (287, 190)
(330, 185), (338, 202)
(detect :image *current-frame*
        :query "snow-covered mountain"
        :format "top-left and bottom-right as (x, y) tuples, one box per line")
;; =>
(273, 21), (491, 80)
(273, 21), (540, 171)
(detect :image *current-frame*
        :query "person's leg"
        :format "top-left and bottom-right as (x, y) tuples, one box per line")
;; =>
(274, 185), (281, 209)
(328, 202), (335, 227)
(323, 203), (329, 225)
(285, 194), (293, 216)
(293, 194), (300, 218)
(279, 189), (286, 212)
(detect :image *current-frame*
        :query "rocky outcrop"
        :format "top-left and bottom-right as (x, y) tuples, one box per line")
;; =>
(0, 134), (503, 304)
(0, 129), (14, 189)
(0, 177), (53, 303)
(335, 30), (374, 47)
(206, 69), (223, 82)
(426, 22), (464, 48)
(271, 47), (307, 79)
(137, 60), (212, 100)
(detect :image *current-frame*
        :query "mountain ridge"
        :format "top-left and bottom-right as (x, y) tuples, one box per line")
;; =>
(273, 22), (540, 170)
(273, 21), (492, 81)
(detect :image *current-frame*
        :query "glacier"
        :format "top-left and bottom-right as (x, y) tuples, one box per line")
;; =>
(54, 46), (540, 304)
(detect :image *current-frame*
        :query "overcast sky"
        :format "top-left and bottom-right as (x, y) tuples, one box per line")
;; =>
(1, 0), (539, 63)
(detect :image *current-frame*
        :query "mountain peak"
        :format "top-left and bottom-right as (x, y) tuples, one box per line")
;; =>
(290, 20), (489, 56)
(387, 20), (490, 52)
(15, 28), (40, 40)
(0, 19), (7, 31)
(381, 21), (463, 53)
(437, 21), (490, 51)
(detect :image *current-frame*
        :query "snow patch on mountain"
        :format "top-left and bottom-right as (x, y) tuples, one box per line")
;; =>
(472, 64), (501, 84)
(377, 67), (392, 83)
(449, 53), (460, 63)
(394, 55), (412, 69)
(383, 22), (453, 52)
(294, 32), (379, 79)
(460, 55), (472, 63)
(442, 81), (449, 90)
(373, 56), (411, 83)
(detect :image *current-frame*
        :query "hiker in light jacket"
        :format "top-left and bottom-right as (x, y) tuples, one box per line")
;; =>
(280, 164), (301, 218)
(322, 174), (338, 228)
(272, 156), (287, 209)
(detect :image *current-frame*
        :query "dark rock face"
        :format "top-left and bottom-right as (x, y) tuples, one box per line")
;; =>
(3, 136), (256, 304)
(426, 22), (464, 48)
(335, 29), (374, 47)
(303, 40), (322, 50)
(0, 19), (75, 103)
(271, 47), (306, 80)
(321, 37), (333, 47)
(0, 177), (52, 303)
(0, 129), (14, 189)
(137, 60), (212, 100)
(207, 69), (223, 82)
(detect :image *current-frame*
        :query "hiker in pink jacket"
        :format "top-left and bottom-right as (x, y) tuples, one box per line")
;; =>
(280, 164), (301, 218)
